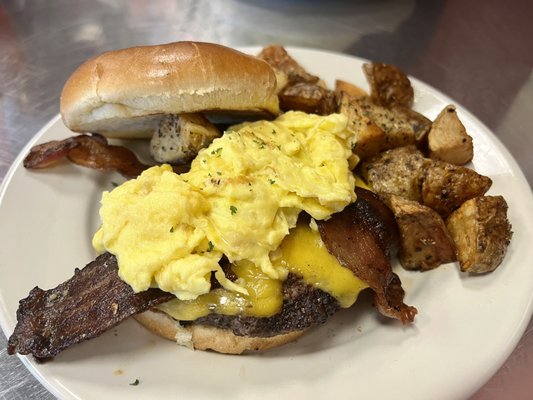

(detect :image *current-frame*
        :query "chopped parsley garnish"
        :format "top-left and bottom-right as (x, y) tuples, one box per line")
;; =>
(230, 205), (238, 215)
(253, 139), (266, 149)
(271, 129), (277, 134)
(169, 226), (174, 233)
(268, 179), (276, 184)
(111, 181), (120, 188)
(130, 379), (140, 386)
(211, 147), (223, 156)
(207, 241), (214, 252)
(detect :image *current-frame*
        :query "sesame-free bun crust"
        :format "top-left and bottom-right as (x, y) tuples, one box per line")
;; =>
(134, 310), (305, 354)
(60, 41), (279, 138)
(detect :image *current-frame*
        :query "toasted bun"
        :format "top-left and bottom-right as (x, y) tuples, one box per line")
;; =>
(60, 41), (280, 139)
(134, 310), (305, 354)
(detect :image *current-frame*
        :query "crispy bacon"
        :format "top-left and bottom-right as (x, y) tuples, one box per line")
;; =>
(318, 188), (417, 324)
(23, 138), (80, 169)
(7, 253), (173, 362)
(23, 134), (148, 179)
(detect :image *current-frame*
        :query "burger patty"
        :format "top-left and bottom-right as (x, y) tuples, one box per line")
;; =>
(188, 274), (340, 337)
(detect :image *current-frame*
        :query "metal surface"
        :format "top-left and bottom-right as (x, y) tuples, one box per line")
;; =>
(0, 0), (531, 398)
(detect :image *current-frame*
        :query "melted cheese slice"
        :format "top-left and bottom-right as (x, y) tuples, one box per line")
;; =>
(157, 221), (367, 320)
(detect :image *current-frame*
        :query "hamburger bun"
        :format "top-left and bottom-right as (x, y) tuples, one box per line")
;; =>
(60, 41), (280, 139)
(134, 310), (305, 354)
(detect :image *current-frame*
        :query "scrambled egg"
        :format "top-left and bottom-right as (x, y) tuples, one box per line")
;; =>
(92, 111), (357, 300)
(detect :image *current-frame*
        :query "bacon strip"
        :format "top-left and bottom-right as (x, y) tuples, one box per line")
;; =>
(23, 138), (80, 169)
(23, 134), (148, 179)
(7, 253), (173, 362)
(318, 188), (417, 324)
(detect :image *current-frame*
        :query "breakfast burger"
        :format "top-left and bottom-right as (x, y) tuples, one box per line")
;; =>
(8, 42), (416, 361)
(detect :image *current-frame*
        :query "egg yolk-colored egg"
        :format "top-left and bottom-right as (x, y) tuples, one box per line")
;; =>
(93, 111), (357, 301)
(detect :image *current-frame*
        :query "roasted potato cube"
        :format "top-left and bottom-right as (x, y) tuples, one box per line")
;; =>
(279, 82), (336, 115)
(361, 146), (493, 218)
(394, 106), (432, 150)
(258, 45), (319, 86)
(335, 79), (368, 99)
(337, 91), (386, 159)
(382, 194), (456, 271)
(421, 161), (492, 217)
(150, 113), (221, 164)
(363, 62), (414, 108)
(446, 196), (512, 273)
(359, 146), (427, 201)
(271, 68), (290, 94)
(428, 105), (473, 165)
(357, 97), (417, 149)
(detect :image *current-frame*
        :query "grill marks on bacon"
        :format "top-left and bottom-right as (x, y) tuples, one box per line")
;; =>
(23, 134), (147, 178)
(7, 253), (174, 362)
(318, 188), (417, 324)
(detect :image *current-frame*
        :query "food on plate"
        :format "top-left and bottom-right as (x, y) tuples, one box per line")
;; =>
(360, 145), (493, 217)
(420, 160), (492, 218)
(381, 194), (456, 271)
(150, 113), (221, 164)
(9, 42), (514, 362)
(257, 44), (321, 91)
(25, 42), (282, 175)
(446, 196), (513, 273)
(363, 62), (414, 109)
(22, 133), (147, 178)
(8, 184), (413, 359)
(278, 82), (337, 115)
(392, 105), (433, 148)
(355, 97), (421, 150)
(7, 253), (174, 361)
(359, 146), (427, 200)
(427, 104), (474, 165)
(60, 41), (279, 139)
(317, 188), (416, 322)
(336, 91), (387, 159)
(335, 79), (367, 100)
(258, 44), (336, 115)
(92, 112), (359, 300)
(9, 85), (416, 359)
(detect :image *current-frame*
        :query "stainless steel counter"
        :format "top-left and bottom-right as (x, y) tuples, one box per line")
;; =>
(1, 0), (532, 398)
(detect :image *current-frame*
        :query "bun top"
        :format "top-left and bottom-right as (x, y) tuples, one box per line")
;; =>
(60, 41), (280, 138)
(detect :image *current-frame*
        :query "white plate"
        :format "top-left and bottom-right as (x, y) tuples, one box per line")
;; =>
(1, 47), (533, 400)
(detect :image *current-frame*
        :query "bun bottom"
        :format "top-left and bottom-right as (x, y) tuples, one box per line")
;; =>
(134, 310), (305, 354)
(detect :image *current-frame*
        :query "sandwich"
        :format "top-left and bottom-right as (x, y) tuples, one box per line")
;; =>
(7, 41), (416, 361)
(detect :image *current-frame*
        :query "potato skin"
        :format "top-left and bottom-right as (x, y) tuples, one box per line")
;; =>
(279, 83), (336, 115)
(360, 145), (427, 202)
(382, 194), (456, 271)
(446, 196), (512, 273)
(363, 63), (414, 109)
(337, 91), (386, 159)
(357, 98), (417, 150)
(421, 161), (492, 218)
(428, 105), (473, 165)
